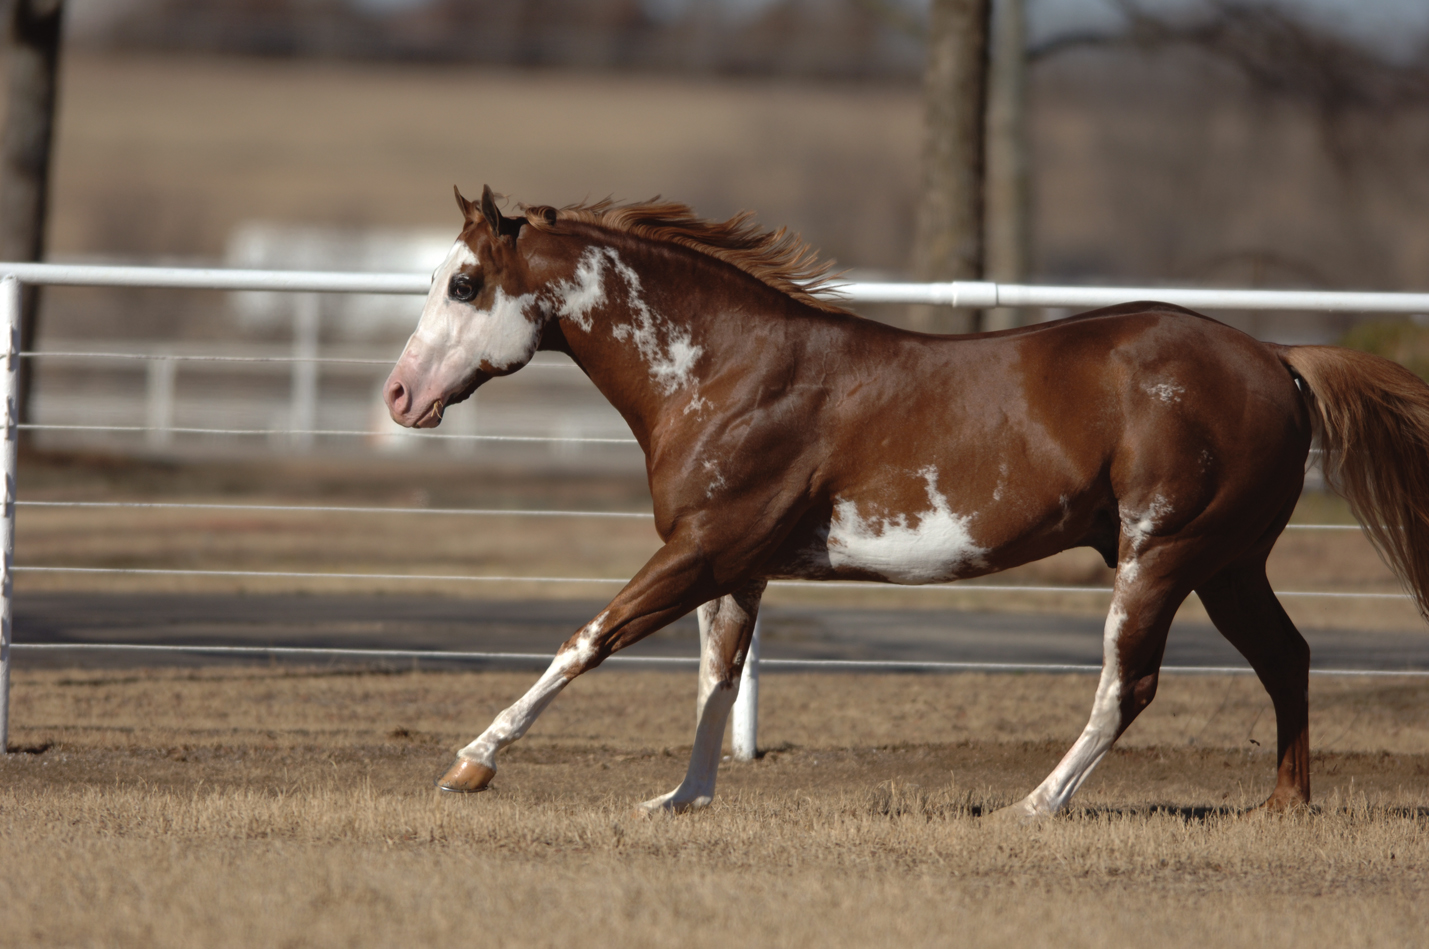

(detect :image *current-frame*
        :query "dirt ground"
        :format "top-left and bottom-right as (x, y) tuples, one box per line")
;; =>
(4, 666), (1428, 948)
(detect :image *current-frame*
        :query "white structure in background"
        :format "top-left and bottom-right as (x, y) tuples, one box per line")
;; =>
(226, 223), (454, 451)
(225, 222), (451, 339)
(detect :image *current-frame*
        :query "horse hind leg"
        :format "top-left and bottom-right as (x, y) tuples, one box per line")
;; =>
(638, 581), (765, 815)
(1196, 561), (1311, 809)
(991, 555), (1185, 823)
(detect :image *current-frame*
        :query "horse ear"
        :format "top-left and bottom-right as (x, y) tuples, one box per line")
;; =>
(480, 185), (503, 234)
(454, 186), (477, 222)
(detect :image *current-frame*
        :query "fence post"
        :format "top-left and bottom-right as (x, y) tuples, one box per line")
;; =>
(731, 614), (760, 761)
(291, 294), (318, 451)
(0, 275), (20, 753)
(145, 352), (175, 448)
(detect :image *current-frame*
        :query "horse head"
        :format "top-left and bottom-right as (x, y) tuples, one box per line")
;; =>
(384, 185), (540, 428)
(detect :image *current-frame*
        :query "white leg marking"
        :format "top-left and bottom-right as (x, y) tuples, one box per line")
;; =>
(640, 598), (745, 813)
(455, 613), (607, 769)
(1011, 600), (1129, 818)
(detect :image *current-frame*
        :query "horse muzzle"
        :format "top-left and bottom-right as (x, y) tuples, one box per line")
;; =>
(383, 371), (446, 429)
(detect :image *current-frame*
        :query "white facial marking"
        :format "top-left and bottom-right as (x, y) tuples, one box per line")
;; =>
(400, 240), (539, 404)
(1145, 382), (1184, 404)
(827, 467), (988, 584)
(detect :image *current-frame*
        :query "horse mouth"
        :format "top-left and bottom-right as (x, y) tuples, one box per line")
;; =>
(414, 399), (445, 428)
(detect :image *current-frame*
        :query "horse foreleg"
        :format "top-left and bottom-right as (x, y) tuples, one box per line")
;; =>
(990, 564), (1183, 823)
(1196, 562), (1311, 810)
(437, 538), (718, 793)
(436, 635), (591, 792)
(638, 581), (766, 815)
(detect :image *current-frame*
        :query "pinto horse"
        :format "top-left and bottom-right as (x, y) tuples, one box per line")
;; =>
(384, 185), (1429, 821)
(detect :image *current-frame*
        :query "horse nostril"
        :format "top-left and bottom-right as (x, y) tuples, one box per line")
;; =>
(385, 378), (410, 414)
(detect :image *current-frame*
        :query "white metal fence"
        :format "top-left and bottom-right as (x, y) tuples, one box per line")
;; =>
(4, 263), (1429, 756)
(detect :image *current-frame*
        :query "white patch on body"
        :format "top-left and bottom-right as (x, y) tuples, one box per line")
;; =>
(1145, 382), (1185, 404)
(1121, 494), (1172, 553)
(549, 245), (707, 412)
(992, 460), (1010, 502)
(603, 254), (703, 395)
(826, 467), (988, 584)
(551, 248), (610, 332)
(702, 459), (727, 498)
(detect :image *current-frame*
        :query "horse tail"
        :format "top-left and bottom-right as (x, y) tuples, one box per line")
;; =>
(1281, 345), (1429, 620)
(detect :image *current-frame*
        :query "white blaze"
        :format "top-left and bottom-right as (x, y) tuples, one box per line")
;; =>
(401, 240), (540, 387)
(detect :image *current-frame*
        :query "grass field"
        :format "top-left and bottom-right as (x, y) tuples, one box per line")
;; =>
(7, 456), (1429, 946)
(4, 665), (1429, 947)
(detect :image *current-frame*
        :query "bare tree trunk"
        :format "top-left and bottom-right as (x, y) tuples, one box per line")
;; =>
(984, 0), (1030, 331)
(0, 0), (64, 428)
(912, 0), (991, 334)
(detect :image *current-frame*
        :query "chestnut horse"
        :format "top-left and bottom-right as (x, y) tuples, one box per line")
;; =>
(384, 186), (1429, 821)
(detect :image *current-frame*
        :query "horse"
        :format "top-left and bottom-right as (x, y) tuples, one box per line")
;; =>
(383, 185), (1429, 821)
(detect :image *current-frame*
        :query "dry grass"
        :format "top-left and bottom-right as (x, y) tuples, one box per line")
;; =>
(4, 666), (1429, 948)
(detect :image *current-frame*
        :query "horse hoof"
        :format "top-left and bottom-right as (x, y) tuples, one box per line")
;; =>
(436, 758), (495, 793)
(984, 801), (1047, 827)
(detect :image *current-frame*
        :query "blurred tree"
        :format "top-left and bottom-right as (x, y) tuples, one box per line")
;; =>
(0, 0), (65, 428)
(912, 0), (990, 333)
(983, 0), (1028, 330)
(1032, 0), (1429, 171)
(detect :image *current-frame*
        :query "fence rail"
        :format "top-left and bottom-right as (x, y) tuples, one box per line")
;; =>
(11, 642), (1429, 678)
(4, 261), (1429, 312)
(5, 262), (1429, 754)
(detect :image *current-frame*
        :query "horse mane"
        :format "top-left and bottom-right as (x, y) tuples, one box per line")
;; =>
(518, 197), (849, 314)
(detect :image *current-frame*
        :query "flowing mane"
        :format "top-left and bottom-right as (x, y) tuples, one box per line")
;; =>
(518, 197), (849, 314)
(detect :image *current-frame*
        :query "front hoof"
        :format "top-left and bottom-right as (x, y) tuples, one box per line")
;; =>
(436, 758), (495, 793)
(634, 792), (711, 818)
(984, 799), (1048, 827)
(1247, 791), (1312, 815)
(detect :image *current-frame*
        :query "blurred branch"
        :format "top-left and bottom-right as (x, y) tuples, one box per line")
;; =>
(1111, 0), (1429, 116)
(1030, 0), (1429, 169)
(849, 0), (926, 42)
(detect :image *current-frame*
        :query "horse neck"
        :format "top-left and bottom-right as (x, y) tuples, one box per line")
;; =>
(540, 235), (741, 447)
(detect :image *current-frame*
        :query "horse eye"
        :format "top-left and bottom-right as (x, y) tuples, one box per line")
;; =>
(448, 273), (479, 303)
